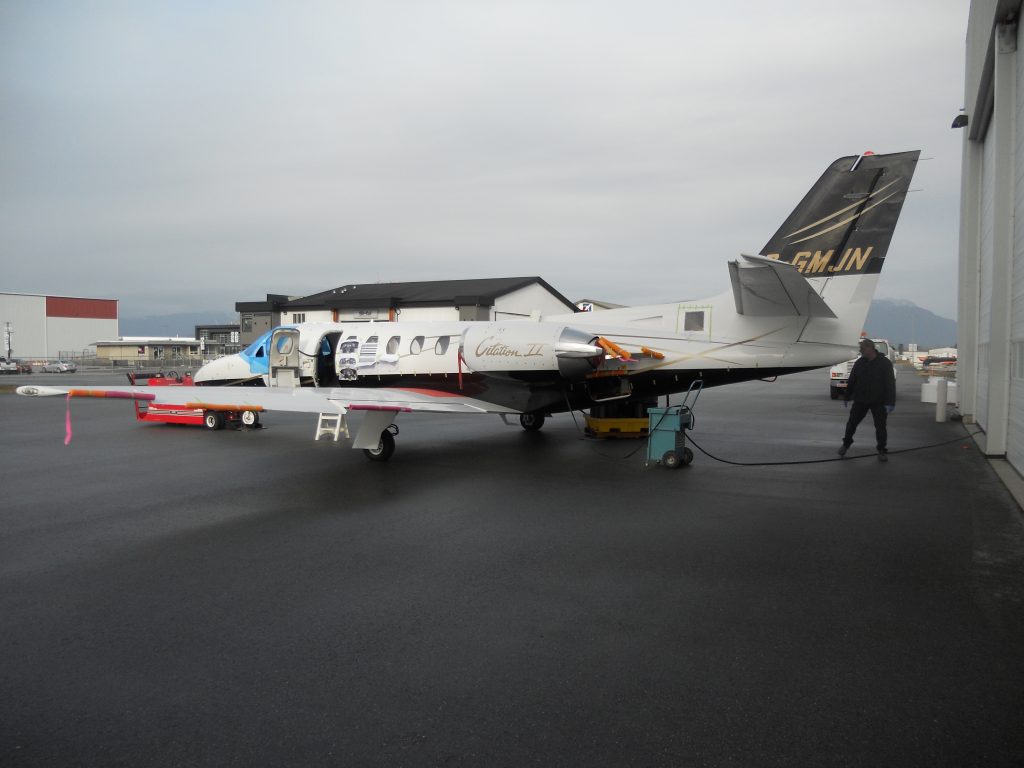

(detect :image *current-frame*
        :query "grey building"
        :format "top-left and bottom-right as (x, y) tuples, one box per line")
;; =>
(195, 323), (243, 359)
(958, 0), (1024, 476)
(235, 294), (295, 346)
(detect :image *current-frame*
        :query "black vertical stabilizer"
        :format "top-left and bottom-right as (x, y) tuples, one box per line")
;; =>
(758, 151), (920, 277)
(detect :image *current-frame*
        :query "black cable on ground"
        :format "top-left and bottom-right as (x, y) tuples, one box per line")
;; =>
(685, 432), (972, 467)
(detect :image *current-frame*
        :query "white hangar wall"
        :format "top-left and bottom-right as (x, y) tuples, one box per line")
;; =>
(0, 294), (47, 359)
(960, 0), (1024, 474)
(0, 293), (119, 359)
(496, 284), (576, 320)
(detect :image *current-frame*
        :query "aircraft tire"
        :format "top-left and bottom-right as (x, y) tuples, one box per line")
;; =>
(364, 430), (396, 462)
(204, 411), (225, 430)
(520, 413), (545, 431)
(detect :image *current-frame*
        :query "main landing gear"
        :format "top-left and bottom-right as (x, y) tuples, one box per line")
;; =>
(361, 413), (545, 463)
(363, 424), (399, 462)
(519, 413), (546, 431)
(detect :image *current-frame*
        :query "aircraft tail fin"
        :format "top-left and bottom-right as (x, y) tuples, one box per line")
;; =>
(736, 150), (920, 344)
(758, 150), (920, 275)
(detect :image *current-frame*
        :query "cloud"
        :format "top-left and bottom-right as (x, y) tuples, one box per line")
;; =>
(0, 0), (968, 318)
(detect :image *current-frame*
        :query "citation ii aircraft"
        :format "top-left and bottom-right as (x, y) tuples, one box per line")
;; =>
(19, 150), (920, 461)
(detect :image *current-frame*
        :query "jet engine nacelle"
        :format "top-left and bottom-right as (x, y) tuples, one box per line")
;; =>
(460, 324), (604, 382)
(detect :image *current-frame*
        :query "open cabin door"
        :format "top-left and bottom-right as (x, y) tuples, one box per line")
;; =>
(270, 328), (301, 387)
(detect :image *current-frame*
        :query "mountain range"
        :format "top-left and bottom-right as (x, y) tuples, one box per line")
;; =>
(863, 299), (957, 350)
(121, 299), (957, 351)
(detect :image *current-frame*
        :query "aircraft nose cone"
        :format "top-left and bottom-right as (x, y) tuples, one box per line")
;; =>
(194, 354), (248, 384)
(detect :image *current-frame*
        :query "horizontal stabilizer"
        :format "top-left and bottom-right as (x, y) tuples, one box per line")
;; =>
(728, 254), (837, 318)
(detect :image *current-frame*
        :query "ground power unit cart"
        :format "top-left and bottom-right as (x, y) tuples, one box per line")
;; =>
(646, 380), (701, 469)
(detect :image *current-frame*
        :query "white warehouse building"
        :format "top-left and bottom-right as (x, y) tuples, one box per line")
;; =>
(959, 0), (1024, 477)
(0, 292), (119, 360)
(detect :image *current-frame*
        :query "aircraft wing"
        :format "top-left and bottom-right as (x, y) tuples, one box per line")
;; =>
(15, 384), (521, 415)
(728, 254), (837, 318)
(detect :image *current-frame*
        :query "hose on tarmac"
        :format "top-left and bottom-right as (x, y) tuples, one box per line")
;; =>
(684, 433), (972, 467)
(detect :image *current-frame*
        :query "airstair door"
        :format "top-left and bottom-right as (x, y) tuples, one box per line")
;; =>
(270, 328), (301, 388)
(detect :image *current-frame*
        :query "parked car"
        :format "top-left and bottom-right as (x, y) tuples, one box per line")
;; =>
(0, 358), (16, 374)
(15, 360), (33, 373)
(42, 360), (76, 373)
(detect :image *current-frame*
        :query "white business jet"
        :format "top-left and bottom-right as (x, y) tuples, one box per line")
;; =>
(19, 150), (920, 461)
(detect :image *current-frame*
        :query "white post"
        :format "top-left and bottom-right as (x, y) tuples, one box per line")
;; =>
(936, 378), (948, 423)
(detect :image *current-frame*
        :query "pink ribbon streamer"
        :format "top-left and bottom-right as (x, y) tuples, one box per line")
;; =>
(64, 393), (73, 446)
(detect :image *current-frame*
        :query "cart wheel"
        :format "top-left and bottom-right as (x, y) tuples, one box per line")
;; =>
(241, 410), (260, 427)
(662, 450), (681, 469)
(364, 429), (396, 462)
(520, 413), (546, 431)
(682, 447), (694, 466)
(204, 411), (225, 430)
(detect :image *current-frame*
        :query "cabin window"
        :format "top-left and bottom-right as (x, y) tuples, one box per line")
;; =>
(684, 311), (705, 332)
(275, 335), (294, 355)
(386, 336), (400, 355)
(410, 336), (424, 355)
(435, 336), (450, 355)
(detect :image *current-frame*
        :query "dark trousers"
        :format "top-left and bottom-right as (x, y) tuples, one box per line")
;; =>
(842, 402), (888, 452)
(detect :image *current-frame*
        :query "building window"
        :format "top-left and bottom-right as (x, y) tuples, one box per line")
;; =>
(241, 314), (253, 333)
(684, 311), (705, 332)
(153, 346), (164, 359)
(171, 346), (182, 356)
(292, 313), (306, 323)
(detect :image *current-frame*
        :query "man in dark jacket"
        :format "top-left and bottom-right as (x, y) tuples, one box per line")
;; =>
(838, 338), (896, 462)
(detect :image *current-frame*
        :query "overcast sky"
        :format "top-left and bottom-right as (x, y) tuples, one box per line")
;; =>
(1, 1), (968, 319)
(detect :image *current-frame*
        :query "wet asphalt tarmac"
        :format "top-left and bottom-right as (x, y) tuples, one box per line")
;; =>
(1, 368), (1023, 767)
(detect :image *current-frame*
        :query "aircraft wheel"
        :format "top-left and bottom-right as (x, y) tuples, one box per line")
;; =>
(241, 410), (260, 427)
(662, 450), (681, 469)
(682, 447), (694, 466)
(364, 429), (396, 462)
(204, 411), (225, 430)
(520, 413), (546, 432)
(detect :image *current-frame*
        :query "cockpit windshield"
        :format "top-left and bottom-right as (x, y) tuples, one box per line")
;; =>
(241, 331), (273, 361)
